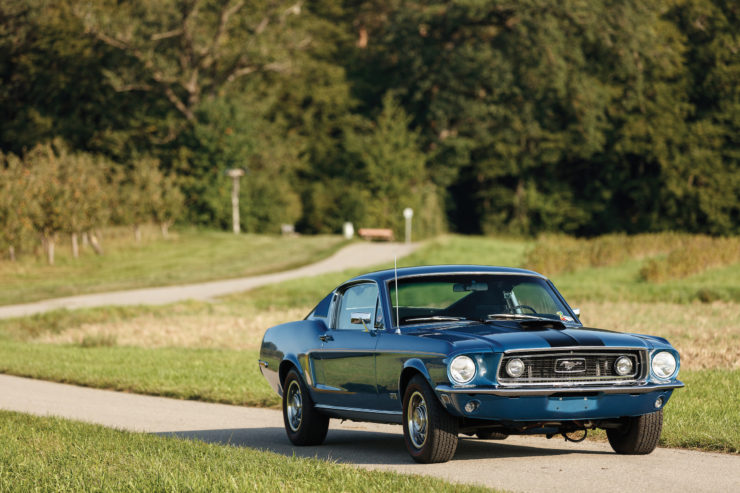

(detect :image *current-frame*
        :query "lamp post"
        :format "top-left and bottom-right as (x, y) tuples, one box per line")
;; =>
(403, 207), (414, 244)
(227, 168), (245, 234)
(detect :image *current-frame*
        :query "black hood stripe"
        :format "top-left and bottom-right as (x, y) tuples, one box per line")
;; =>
(563, 330), (605, 347)
(535, 329), (579, 347)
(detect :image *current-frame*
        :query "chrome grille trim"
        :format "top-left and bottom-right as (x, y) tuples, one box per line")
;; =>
(497, 348), (648, 387)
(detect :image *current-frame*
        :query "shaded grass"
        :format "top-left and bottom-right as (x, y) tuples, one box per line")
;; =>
(0, 228), (345, 305)
(0, 411), (490, 492)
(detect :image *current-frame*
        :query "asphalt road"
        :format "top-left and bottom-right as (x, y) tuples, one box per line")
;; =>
(1, 374), (737, 493)
(0, 242), (417, 319)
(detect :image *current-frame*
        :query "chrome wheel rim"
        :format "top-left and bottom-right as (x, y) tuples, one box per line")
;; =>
(286, 380), (303, 432)
(407, 391), (428, 449)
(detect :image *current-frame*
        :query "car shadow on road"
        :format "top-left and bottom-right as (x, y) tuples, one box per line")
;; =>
(156, 426), (610, 465)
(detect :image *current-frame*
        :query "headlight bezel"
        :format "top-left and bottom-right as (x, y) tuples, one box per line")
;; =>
(651, 350), (678, 380)
(449, 355), (477, 385)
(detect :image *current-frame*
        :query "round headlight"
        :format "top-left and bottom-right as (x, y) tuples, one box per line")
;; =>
(614, 356), (634, 376)
(651, 351), (677, 379)
(506, 358), (525, 378)
(449, 355), (476, 384)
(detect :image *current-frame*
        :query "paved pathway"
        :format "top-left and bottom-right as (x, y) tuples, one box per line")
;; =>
(1, 374), (737, 493)
(0, 242), (417, 319)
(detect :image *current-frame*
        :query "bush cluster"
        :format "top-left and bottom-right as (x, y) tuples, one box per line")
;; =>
(639, 237), (740, 283)
(0, 141), (183, 264)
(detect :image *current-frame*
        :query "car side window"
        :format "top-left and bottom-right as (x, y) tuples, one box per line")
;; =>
(335, 283), (379, 330)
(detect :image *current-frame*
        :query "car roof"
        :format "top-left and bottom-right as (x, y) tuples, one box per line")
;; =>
(346, 265), (546, 284)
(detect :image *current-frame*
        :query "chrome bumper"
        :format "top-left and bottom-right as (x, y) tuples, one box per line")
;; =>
(435, 381), (684, 397)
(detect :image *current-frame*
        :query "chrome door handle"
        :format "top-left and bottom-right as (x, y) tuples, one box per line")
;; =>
(319, 334), (334, 342)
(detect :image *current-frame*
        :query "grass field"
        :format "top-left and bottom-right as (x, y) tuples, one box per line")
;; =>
(0, 226), (345, 305)
(0, 411), (490, 492)
(1, 233), (738, 454)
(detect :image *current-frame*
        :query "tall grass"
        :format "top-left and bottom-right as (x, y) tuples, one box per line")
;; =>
(524, 233), (693, 275)
(640, 236), (740, 282)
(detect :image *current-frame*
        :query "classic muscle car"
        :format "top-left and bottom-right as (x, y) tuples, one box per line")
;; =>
(258, 265), (683, 463)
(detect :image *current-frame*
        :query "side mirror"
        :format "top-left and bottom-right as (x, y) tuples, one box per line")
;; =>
(572, 308), (581, 318)
(351, 312), (372, 325)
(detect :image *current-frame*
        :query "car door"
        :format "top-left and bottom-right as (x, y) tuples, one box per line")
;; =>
(310, 281), (379, 409)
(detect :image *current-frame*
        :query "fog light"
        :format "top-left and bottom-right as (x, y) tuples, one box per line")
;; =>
(614, 356), (634, 376)
(654, 397), (663, 409)
(464, 400), (480, 413)
(506, 358), (525, 378)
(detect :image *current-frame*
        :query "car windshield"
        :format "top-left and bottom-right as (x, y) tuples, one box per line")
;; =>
(388, 274), (574, 326)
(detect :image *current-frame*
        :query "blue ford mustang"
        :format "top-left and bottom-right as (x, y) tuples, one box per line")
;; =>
(259, 265), (683, 463)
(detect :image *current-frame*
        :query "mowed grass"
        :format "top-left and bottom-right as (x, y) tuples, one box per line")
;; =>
(0, 340), (735, 453)
(0, 411), (490, 493)
(0, 340), (279, 408)
(0, 226), (345, 305)
(0, 234), (738, 454)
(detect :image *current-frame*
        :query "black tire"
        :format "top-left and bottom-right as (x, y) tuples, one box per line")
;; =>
(282, 369), (329, 446)
(402, 375), (458, 463)
(476, 430), (508, 440)
(606, 410), (663, 454)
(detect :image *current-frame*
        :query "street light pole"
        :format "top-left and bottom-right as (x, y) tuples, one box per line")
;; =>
(403, 207), (414, 244)
(227, 169), (245, 234)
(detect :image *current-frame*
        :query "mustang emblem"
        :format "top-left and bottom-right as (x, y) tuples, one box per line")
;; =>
(555, 358), (586, 373)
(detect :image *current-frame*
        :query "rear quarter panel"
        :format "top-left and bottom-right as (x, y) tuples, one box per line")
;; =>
(260, 319), (326, 396)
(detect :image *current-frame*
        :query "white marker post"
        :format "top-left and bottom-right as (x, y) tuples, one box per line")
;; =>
(227, 168), (245, 234)
(403, 207), (414, 244)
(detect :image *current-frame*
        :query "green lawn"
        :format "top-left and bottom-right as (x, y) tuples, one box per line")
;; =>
(0, 233), (738, 455)
(0, 227), (345, 305)
(0, 340), (735, 453)
(0, 411), (490, 492)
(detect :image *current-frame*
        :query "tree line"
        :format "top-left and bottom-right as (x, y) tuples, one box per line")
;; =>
(0, 141), (182, 263)
(0, 0), (737, 241)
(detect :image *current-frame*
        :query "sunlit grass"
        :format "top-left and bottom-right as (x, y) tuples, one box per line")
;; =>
(0, 411), (491, 492)
(0, 226), (346, 305)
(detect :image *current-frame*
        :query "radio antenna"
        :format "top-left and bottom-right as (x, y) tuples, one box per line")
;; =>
(395, 255), (401, 334)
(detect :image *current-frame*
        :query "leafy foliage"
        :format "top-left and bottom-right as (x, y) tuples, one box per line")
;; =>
(0, 0), (737, 237)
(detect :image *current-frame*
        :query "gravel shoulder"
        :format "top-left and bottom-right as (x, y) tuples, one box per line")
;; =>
(1, 374), (737, 493)
(0, 242), (417, 319)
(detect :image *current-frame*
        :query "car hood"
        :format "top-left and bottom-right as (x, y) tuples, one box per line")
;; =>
(412, 321), (655, 352)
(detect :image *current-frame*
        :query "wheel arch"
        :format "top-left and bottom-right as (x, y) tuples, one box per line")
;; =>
(278, 357), (303, 397)
(399, 358), (434, 398)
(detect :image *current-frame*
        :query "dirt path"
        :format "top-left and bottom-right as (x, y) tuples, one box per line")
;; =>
(0, 242), (417, 319)
(1, 374), (737, 493)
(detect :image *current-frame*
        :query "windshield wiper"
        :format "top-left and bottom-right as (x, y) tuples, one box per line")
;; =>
(487, 313), (550, 321)
(402, 315), (468, 323)
(486, 313), (566, 329)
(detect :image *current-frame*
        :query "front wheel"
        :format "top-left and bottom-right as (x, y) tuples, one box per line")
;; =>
(402, 375), (458, 463)
(282, 369), (329, 446)
(606, 410), (662, 454)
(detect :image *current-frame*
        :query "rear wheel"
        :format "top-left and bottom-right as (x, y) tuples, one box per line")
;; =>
(606, 410), (662, 454)
(402, 375), (458, 463)
(282, 369), (329, 446)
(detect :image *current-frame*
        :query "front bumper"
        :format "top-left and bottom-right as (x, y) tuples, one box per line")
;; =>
(435, 381), (683, 421)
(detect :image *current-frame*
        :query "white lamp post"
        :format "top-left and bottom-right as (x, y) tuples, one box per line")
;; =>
(227, 168), (245, 234)
(403, 207), (414, 244)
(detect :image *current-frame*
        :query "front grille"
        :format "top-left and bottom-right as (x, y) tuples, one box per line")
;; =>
(498, 349), (646, 386)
